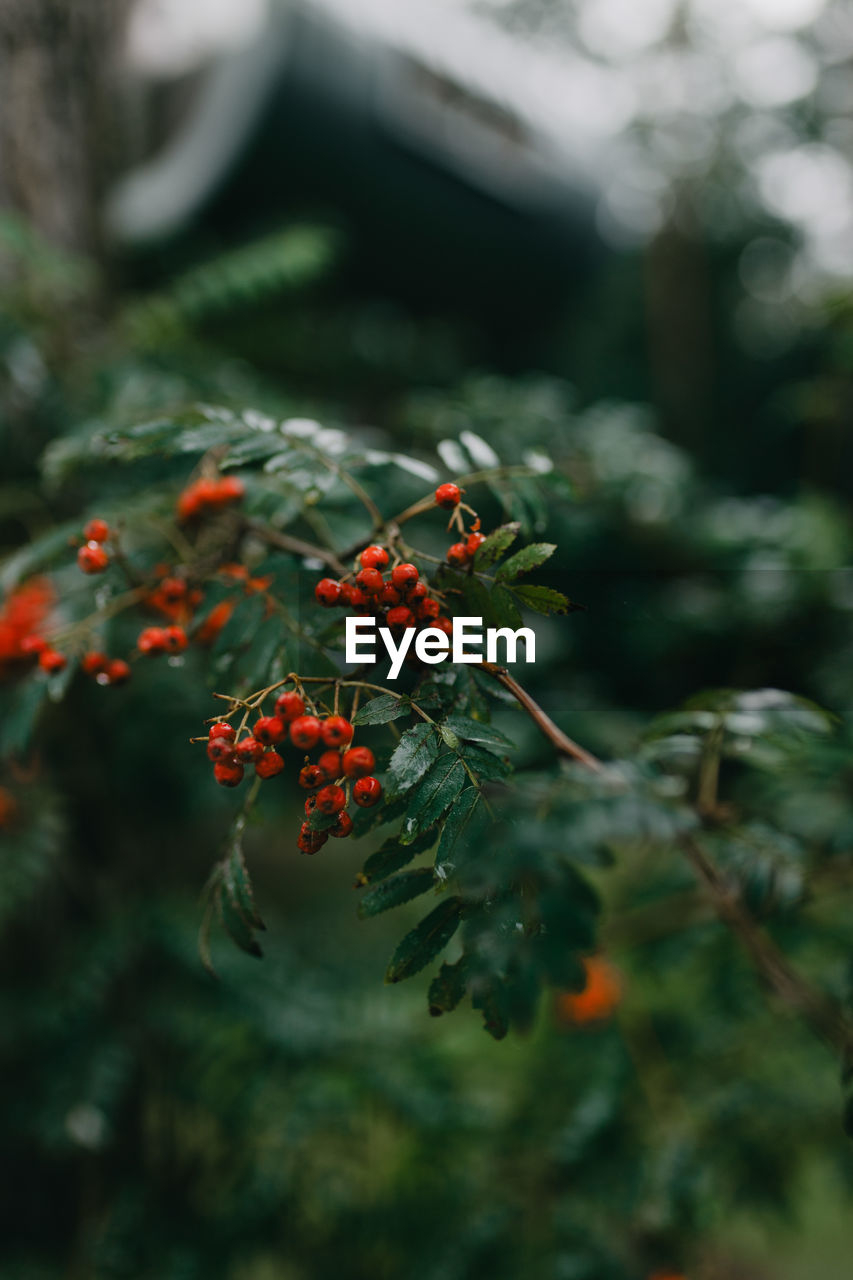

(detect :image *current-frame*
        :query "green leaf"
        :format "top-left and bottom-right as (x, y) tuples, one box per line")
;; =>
(0, 675), (49, 756)
(355, 829), (437, 886)
(216, 882), (263, 958)
(511, 584), (574, 615)
(353, 694), (413, 725)
(442, 715), (516, 749)
(435, 787), (481, 878)
(473, 523), (520, 569)
(461, 744), (513, 781)
(494, 542), (556, 583)
(385, 896), (465, 983)
(388, 722), (439, 791)
(221, 833), (265, 931)
(490, 584), (523, 629)
(471, 975), (510, 1040)
(406, 755), (467, 832)
(358, 867), (436, 918)
(428, 955), (472, 1015)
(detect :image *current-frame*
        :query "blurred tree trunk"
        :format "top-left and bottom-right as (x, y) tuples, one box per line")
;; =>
(0, 0), (131, 257)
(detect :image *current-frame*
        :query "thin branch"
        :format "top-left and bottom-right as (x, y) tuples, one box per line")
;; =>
(480, 662), (605, 772)
(243, 520), (346, 576)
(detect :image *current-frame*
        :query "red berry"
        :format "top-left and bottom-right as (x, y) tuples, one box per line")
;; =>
(106, 658), (131, 684)
(347, 587), (369, 609)
(138, 626), (166, 655)
(208, 721), (236, 741)
(289, 715), (321, 749)
(256, 751), (284, 779)
(176, 486), (203, 521)
(435, 482), (461, 509)
(321, 716), (354, 748)
(77, 543), (109, 574)
(162, 625), (188, 653)
(81, 651), (108, 676)
(447, 542), (470, 567)
(433, 616), (453, 637)
(304, 795), (318, 816)
(207, 736), (236, 763)
(214, 475), (245, 504)
(353, 776), (382, 807)
(214, 760), (244, 787)
(299, 764), (325, 790)
(316, 784), (346, 814)
(315, 578), (342, 607)
(317, 749), (343, 780)
(355, 567), (384, 595)
(360, 545), (390, 570)
(417, 598), (440, 621)
(391, 563), (419, 590)
(386, 605), (415, 629)
(466, 531), (486, 555)
(38, 648), (66, 674)
(160, 576), (187, 601)
(297, 824), (328, 854)
(330, 811), (354, 838)
(342, 746), (375, 778)
(83, 518), (110, 543)
(379, 583), (402, 607)
(235, 736), (265, 764)
(255, 715), (285, 746)
(406, 581), (428, 603)
(274, 691), (306, 723)
(20, 635), (47, 656)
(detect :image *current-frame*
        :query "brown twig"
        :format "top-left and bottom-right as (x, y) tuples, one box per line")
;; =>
(243, 521), (346, 576)
(481, 662), (605, 772)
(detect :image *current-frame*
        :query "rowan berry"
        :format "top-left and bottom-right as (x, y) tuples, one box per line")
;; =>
(447, 542), (469, 567)
(275, 690), (305, 722)
(235, 736), (265, 764)
(391, 563), (419, 590)
(208, 721), (236, 742)
(81, 651), (108, 676)
(160, 577), (186, 601)
(138, 626), (166, 654)
(83, 518), (110, 543)
(353, 776), (382, 807)
(162, 625), (188, 653)
(386, 605), (415, 629)
(316, 784), (346, 814)
(38, 648), (66, 674)
(433, 616), (453, 637)
(315, 577), (342, 607)
(299, 764), (325, 789)
(342, 746), (375, 778)
(466, 531), (485, 555)
(214, 475), (245, 504)
(289, 715), (321, 749)
(360, 545), (390, 570)
(321, 716), (354, 748)
(347, 586), (369, 609)
(317, 749), (343, 780)
(435, 482), (461, 509)
(417, 598), (440, 621)
(106, 658), (131, 684)
(304, 794), (318, 816)
(256, 751), (284, 779)
(255, 715), (286, 745)
(355, 567), (384, 595)
(330, 811), (354, 838)
(207, 736), (236, 763)
(298, 830), (327, 855)
(379, 583), (402, 607)
(214, 760), (244, 787)
(406, 581), (427, 602)
(20, 635), (47, 656)
(78, 543), (109, 574)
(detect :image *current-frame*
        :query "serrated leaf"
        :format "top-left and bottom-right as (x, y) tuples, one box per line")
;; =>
(494, 542), (556, 583)
(353, 695), (412, 725)
(490, 584), (523, 628)
(355, 830), (438, 886)
(221, 834), (265, 931)
(216, 882), (263, 958)
(389, 722), (439, 791)
(435, 787), (481, 878)
(358, 866), (436, 918)
(442, 715), (516, 750)
(473, 523), (520, 569)
(511, 584), (574, 615)
(385, 896), (465, 983)
(407, 755), (467, 832)
(460, 743), (513, 781)
(428, 955), (472, 1015)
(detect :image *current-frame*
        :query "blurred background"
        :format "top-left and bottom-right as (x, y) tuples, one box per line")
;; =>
(2, 0), (853, 1277)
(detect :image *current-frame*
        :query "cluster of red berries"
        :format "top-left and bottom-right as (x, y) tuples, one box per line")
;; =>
(177, 475), (245, 522)
(204, 690), (383, 853)
(432, 482), (487, 568)
(315, 548), (452, 637)
(76, 518), (112, 575)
